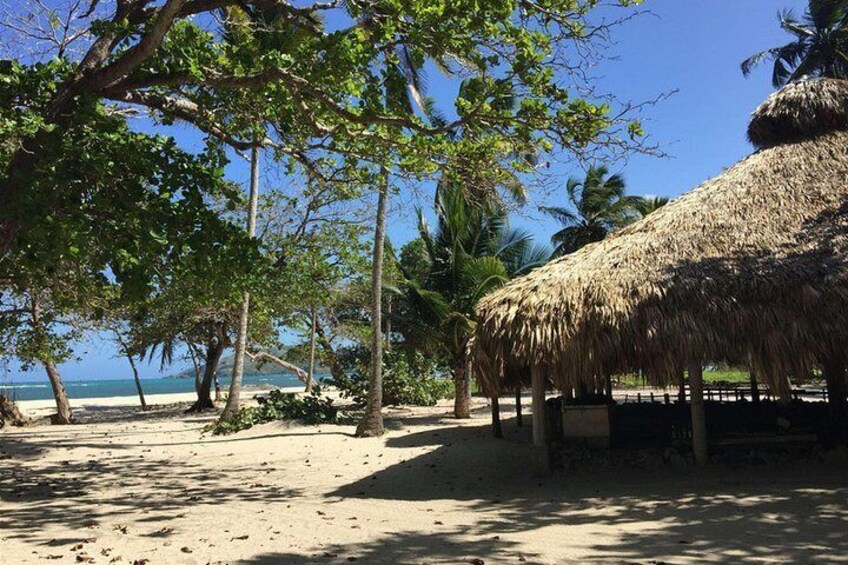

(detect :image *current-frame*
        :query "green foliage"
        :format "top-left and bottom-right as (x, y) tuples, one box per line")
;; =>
(0, 60), (268, 374)
(540, 165), (643, 257)
(742, 1), (848, 87)
(210, 387), (338, 435)
(396, 182), (550, 369)
(330, 349), (453, 407)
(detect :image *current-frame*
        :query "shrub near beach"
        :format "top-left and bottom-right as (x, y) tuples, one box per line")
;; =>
(330, 350), (454, 408)
(211, 388), (339, 435)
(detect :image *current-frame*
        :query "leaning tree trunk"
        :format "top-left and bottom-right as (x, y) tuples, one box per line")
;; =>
(187, 339), (225, 413)
(126, 353), (148, 411)
(305, 307), (317, 394)
(221, 147), (261, 422)
(356, 170), (389, 437)
(42, 360), (72, 425)
(116, 333), (147, 411)
(453, 358), (471, 419)
(0, 394), (28, 428)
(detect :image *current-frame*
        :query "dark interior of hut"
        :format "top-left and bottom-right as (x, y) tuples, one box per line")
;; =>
(543, 393), (847, 469)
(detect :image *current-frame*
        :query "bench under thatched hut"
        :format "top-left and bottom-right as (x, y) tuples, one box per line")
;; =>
(473, 78), (848, 465)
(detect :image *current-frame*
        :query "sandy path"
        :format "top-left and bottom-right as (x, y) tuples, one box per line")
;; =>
(2, 397), (847, 564)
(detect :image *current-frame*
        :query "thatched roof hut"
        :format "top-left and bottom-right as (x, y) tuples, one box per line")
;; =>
(474, 78), (848, 401)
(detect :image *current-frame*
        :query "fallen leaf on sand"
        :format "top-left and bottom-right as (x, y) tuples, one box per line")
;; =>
(76, 553), (95, 563)
(45, 555), (63, 560)
(230, 535), (249, 541)
(114, 524), (129, 534)
(181, 547), (193, 553)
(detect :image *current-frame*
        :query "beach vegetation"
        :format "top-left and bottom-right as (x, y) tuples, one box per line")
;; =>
(541, 165), (644, 257)
(330, 349), (453, 408)
(742, 0), (848, 87)
(210, 387), (338, 435)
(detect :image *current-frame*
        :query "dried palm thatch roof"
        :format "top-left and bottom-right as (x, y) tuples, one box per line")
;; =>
(748, 78), (848, 149)
(474, 78), (848, 397)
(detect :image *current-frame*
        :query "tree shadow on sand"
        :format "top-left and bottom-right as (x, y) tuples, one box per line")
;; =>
(0, 439), (304, 547)
(238, 528), (538, 565)
(330, 417), (848, 564)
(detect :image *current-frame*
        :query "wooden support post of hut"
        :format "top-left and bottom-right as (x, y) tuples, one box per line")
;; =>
(823, 356), (847, 424)
(515, 388), (523, 427)
(531, 366), (549, 474)
(491, 396), (503, 438)
(749, 371), (760, 403)
(689, 360), (708, 466)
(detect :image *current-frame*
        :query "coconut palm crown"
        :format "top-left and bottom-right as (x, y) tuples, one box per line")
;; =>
(742, 1), (848, 87)
(540, 165), (642, 257)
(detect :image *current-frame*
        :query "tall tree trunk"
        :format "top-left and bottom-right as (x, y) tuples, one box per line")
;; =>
(187, 342), (203, 395)
(355, 170), (389, 437)
(453, 358), (471, 419)
(306, 307), (317, 394)
(116, 332), (147, 411)
(43, 360), (72, 425)
(126, 353), (148, 411)
(187, 338), (225, 413)
(221, 147), (261, 422)
(385, 294), (392, 352)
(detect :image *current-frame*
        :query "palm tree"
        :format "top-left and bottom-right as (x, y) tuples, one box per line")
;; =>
(636, 196), (670, 218)
(355, 46), (443, 437)
(401, 183), (550, 419)
(541, 166), (641, 257)
(742, 2), (848, 87)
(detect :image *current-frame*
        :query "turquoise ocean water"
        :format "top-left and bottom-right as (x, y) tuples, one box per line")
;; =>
(0, 372), (327, 402)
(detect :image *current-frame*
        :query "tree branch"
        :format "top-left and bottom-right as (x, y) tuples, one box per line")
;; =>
(245, 350), (308, 383)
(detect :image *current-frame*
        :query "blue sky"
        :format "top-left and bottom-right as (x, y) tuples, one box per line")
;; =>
(2, 0), (809, 383)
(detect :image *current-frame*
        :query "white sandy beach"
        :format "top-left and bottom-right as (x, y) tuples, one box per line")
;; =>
(2, 394), (848, 564)
(13, 387), (303, 420)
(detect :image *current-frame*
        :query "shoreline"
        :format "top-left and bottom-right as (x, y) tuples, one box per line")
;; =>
(14, 385), (304, 419)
